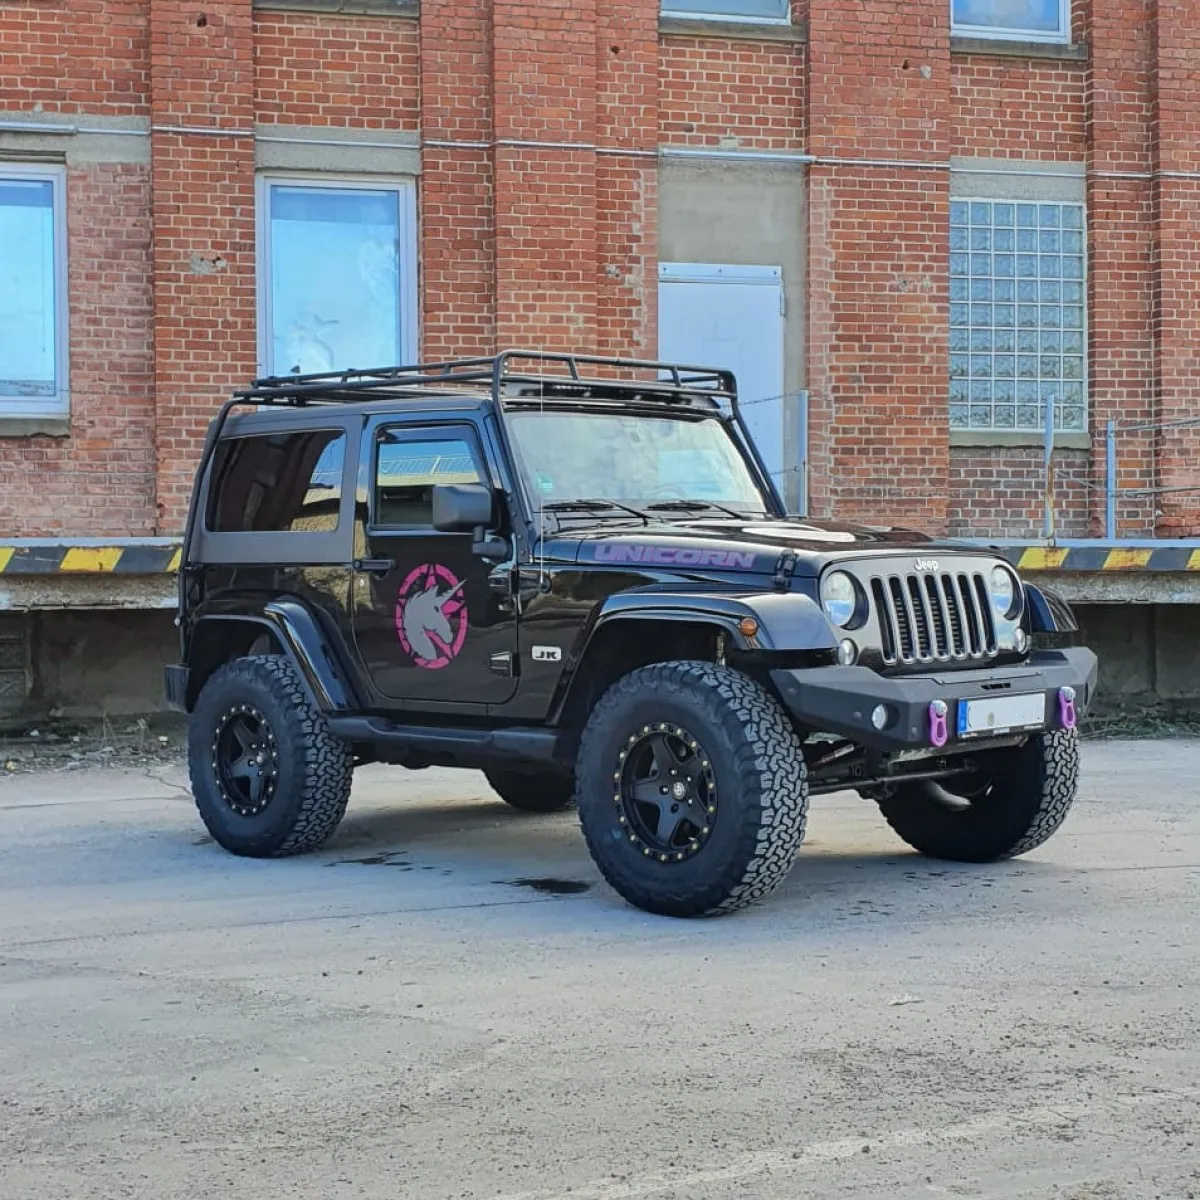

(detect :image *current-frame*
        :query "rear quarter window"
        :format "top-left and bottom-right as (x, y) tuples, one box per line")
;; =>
(207, 430), (346, 533)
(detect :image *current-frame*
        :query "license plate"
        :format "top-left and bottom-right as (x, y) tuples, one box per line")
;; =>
(957, 692), (1045, 738)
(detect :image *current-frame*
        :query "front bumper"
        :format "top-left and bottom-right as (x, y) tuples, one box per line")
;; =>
(770, 647), (1098, 752)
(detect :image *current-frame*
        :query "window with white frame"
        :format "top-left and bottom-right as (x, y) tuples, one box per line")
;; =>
(257, 178), (417, 377)
(951, 0), (1070, 43)
(950, 199), (1086, 433)
(0, 168), (67, 416)
(661, 0), (789, 22)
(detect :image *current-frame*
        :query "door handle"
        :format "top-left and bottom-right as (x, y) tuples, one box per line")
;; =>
(354, 557), (395, 576)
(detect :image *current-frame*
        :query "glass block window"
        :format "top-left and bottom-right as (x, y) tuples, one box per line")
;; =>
(950, 199), (1086, 433)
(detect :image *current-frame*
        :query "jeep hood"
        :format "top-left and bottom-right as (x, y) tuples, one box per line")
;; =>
(569, 516), (986, 577)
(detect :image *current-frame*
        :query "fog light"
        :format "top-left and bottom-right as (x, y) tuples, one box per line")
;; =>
(871, 704), (890, 731)
(837, 639), (858, 666)
(1014, 627), (1028, 653)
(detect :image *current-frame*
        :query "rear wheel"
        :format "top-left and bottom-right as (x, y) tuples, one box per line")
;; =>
(188, 655), (353, 857)
(576, 661), (809, 918)
(485, 769), (574, 813)
(876, 728), (1079, 862)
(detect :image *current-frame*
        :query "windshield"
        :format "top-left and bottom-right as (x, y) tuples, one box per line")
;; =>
(506, 410), (770, 515)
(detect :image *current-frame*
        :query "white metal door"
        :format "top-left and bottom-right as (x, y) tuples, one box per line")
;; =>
(658, 263), (786, 491)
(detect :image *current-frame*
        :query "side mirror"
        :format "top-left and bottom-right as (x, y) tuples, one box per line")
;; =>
(432, 483), (494, 532)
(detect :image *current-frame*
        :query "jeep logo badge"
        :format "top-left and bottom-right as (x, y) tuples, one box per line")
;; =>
(914, 558), (940, 572)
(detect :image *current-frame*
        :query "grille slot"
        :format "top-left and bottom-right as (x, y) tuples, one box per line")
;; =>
(872, 570), (996, 666)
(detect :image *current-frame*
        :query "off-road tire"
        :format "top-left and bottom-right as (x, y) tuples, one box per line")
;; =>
(576, 660), (809, 918)
(189, 655), (354, 857)
(485, 769), (575, 813)
(876, 728), (1079, 862)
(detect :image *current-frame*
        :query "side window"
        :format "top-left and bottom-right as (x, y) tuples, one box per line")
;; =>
(0, 168), (67, 417)
(208, 430), (346, 533)
(374, 430), (483, 529)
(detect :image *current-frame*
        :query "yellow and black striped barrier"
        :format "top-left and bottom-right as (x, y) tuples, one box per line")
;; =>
(0, 541), (183, 575)
(1, 539), (1199, 576)
(1001, 545), (1200, 572)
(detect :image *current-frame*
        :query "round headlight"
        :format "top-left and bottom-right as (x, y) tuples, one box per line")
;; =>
(989, 565), (1020, 620)
(821, 571), (859, 628)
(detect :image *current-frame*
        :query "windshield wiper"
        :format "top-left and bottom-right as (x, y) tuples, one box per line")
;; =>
(644, 499), (750, 520)
(542, 498), (649, 522)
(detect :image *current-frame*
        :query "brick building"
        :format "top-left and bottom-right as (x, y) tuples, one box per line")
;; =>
(1, 0), (1198, 718)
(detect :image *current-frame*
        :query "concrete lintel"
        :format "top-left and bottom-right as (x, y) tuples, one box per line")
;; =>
(1024, 571), (1200, 605)
(950, 156), (1086, 201)
(659, 15), (807, 43)
(0, 112), (151, 166)
(950, 36), (1089, 62)
(950, 430), (1091, 451)
(0, 576), (176, 613)
(255, 125), (421, 176)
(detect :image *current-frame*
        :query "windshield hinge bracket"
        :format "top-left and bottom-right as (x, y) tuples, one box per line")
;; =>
(772, 548), (798, 592)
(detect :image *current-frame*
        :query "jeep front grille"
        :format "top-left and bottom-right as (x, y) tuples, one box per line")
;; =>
(870, 572), (997, 666)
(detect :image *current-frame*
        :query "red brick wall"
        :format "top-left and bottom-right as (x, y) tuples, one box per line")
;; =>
(418, 0), (495, 360)
(1150, 0), (1200, 536)
(2, 0), (1199, 543)
(149, 0), (257, 532)
(948, 448), (1091, 539)
(951, 58), (1086, 160)
(254, 11), (420, 130)
(659, 36), (804, 151)
(596, 0), (660, 358)
(0, 0), (149, 115)
(0, 164), (156, 537)
(806, 0), (951, 529)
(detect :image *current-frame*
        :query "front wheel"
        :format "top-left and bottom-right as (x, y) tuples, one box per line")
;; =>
(188, 655), (354, 857)
(876, 728), (1080, 862)
(576, 661), (809, 918)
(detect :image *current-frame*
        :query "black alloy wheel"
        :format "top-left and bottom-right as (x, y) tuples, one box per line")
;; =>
(616, 722), (718, 864)
(212, 703), (280, 818)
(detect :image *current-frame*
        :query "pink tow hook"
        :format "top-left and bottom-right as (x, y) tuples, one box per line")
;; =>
(929, 699), (949, 748)
(1058, 686), (1078, 731)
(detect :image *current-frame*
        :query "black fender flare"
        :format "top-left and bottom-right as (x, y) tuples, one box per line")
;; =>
(589, 589), (840, 653)
(188, 598), (359, 712)
(1023, 582), (1078, 634)
(548, 589), (840, 727)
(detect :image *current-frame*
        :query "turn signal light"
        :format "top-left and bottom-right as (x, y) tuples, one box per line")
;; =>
(738, 616), (759, 638)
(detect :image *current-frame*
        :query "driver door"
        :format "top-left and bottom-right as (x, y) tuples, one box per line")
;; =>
(351, 421), (519, 709)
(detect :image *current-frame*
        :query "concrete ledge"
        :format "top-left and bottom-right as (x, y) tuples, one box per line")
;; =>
(0, 417), (71, 439)
(0, 113), (151, 166)
(254, 0), (418, 16)
(659, 15), (806, 42)
(950, 36), (1088, 61)
(951, 430), (1091, 451)
(1024, 571), (1200, 605)
(0, 575), (177, 613)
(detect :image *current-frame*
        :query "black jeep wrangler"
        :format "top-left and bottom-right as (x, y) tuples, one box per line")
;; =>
(166, 351), (1097, 918)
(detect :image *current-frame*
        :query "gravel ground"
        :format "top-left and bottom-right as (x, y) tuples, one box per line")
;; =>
(1, 739), (1198, 1200)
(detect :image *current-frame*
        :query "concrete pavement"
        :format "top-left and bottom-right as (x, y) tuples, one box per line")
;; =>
(1, 740), (1198, 1199)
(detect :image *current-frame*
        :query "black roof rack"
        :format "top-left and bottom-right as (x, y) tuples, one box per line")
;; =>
(235, 349), (738, 409)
